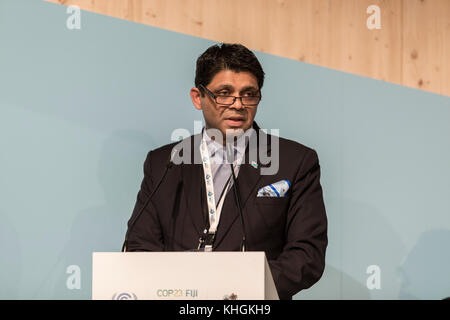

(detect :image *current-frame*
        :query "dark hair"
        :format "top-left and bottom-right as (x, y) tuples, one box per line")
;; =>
(195, 43), (265, 96)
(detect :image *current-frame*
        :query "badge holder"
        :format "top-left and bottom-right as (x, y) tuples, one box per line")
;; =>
(194, 228), (216, 252)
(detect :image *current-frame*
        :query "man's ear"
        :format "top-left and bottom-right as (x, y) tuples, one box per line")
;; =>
(190, 87), (203, 110)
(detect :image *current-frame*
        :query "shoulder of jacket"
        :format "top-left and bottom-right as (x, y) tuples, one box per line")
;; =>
(146, 133), (200, 160)
(273, 134), (316, 156)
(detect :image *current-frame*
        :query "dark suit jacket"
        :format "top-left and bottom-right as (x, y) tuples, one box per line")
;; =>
(126, 122), (328, 300)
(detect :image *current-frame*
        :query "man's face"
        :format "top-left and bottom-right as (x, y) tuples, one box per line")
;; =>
(191, 70), (260, 139)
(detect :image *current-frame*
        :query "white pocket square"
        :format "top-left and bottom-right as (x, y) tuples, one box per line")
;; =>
(257, 179), (291, 197)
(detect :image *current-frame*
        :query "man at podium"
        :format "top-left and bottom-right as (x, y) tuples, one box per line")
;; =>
(123, 43), (328, 300)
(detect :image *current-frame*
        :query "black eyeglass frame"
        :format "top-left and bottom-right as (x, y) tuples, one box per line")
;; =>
(199, 84), (262, 106)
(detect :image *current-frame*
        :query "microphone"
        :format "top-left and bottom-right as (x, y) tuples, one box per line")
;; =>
(121, 145), (181, 252)
(226, 142), (247, 252)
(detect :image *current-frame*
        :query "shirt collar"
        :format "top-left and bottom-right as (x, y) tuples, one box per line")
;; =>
(202, 126), (251, 159)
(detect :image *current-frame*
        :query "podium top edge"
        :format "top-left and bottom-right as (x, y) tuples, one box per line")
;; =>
(93, 251), (266, 255)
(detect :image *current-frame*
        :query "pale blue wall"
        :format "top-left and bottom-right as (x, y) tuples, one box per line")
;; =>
(1, 0), (449, 299)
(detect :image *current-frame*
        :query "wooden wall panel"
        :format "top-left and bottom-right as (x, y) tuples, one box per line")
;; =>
(45, 0), (450, 97)
(403, 0), (450, 95)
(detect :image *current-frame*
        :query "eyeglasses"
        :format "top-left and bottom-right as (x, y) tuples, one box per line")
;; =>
(199, 84), (261, 106)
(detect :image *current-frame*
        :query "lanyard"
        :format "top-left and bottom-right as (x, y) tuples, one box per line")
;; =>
(199, 136), (242, 235)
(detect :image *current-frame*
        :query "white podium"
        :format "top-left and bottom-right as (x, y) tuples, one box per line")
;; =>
(92, 251), (279, 300)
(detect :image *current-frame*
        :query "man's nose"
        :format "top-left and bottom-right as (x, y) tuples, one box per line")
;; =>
(229, 97), (244, 110)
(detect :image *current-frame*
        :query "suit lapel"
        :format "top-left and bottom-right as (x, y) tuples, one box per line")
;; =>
(181, 134), (205, 237)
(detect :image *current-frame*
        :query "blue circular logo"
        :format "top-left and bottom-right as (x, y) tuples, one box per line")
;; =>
(112, 292), (138, 300)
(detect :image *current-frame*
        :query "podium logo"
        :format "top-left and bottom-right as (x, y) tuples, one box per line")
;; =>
(223, 293), (238, 300)
(112, 292), (138, 300)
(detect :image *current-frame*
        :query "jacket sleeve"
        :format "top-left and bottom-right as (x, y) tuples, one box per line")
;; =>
(268, 148), (328, 299)
(125, 151), (165, 251)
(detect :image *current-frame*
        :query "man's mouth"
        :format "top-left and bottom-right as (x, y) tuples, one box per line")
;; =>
(225, 116), (245, 126)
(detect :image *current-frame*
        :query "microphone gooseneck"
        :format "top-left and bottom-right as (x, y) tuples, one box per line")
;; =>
(226, 143), (247, 252)
(121, 147), (179, 252)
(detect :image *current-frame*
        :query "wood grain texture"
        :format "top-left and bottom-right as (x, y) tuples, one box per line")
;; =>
(45, 0), (450, 97)
(402, 0), (450, 95)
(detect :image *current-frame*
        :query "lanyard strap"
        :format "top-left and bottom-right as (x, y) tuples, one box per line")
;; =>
(199, 136), (242, 235)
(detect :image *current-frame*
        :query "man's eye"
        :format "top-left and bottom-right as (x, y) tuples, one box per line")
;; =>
(217, 92), (229, 96)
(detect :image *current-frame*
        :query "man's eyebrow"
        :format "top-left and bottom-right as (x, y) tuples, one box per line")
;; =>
(213, 84), (259, 93)
(239, 85), (259, 93)
(213, 84), (234, 91)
